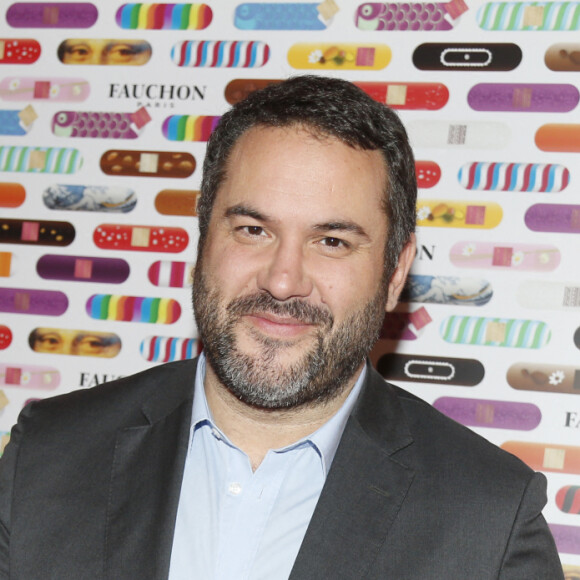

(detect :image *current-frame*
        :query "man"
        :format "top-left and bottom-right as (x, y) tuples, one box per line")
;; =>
(0, 76), (563, 579)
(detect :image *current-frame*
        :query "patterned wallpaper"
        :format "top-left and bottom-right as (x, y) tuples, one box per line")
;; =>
(0, 1), (578, 571)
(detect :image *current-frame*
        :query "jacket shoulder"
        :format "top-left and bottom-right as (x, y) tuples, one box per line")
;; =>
(18, 358), (198, 435)
(391, 380), (536, 483)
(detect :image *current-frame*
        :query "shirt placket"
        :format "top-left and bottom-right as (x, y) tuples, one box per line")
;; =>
(215, 444), (294, 580)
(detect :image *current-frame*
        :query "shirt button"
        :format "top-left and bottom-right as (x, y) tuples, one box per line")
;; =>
(211, 428), (221, 440)
(228, 482), (242, 496)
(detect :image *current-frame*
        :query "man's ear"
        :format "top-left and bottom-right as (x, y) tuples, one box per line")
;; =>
(385, 233), (416, 313)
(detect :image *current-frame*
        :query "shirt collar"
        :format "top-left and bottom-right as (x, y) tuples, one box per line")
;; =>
(190, 351), (366, 476)
(191, 352), (213, 427)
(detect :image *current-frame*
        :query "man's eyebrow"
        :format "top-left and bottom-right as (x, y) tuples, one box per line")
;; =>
(224, 206), (370, 239)
(224, 204), (272, 222)
(313, 221), (370, 240)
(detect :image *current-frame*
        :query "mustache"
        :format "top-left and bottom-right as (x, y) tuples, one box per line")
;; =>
(227, 292), (333, 327)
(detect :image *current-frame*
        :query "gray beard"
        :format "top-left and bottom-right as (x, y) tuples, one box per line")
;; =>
(192, 266), (388, 410)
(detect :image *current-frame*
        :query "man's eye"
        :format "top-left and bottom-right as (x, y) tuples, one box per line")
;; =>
(322, 237), (345, 248)
(243, 226), (264, 236)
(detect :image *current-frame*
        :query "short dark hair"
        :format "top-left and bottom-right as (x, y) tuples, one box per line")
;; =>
(198, 75), (416, 276)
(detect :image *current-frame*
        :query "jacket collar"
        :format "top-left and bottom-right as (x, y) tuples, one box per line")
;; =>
(290, 363), (415, 579)
(139, 358), (199, 425)
(105, 359), (198, 579)
(351, 362), (414, 455)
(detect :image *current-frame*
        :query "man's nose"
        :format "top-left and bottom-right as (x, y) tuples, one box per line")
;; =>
(256, 239), (313, 301)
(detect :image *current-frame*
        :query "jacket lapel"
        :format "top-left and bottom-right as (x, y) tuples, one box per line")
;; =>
(104, 360), (197, 580)
(290, 366), (415, 580)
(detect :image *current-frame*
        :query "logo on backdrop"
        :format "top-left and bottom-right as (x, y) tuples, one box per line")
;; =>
(108, 84), (207, 108)
(564, 412), (580, 428)
(79, 372), (124, 388)
(417, 244), (436, 261)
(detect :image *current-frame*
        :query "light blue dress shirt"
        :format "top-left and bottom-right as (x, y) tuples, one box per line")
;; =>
(168, 353), (366, 580)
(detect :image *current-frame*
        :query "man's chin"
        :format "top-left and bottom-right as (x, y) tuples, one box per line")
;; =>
(235, 340), (315, 370)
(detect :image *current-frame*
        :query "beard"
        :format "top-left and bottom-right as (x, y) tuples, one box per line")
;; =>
(192, 264), (389, 410)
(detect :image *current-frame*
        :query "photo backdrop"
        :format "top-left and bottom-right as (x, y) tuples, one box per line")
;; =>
(0, 0), (578, 571)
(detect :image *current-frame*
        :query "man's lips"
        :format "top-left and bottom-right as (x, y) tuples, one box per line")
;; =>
(243, 312), (316, 338)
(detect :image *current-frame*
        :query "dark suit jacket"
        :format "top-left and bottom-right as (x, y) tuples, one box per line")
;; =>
(0, 358), (563, 579)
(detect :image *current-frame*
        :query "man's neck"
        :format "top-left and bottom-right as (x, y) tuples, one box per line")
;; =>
(203, 363), (363, 471)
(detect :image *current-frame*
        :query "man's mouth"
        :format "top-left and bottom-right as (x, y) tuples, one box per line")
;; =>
(244, 311), (316, 338)
(227, 293), (334, 337)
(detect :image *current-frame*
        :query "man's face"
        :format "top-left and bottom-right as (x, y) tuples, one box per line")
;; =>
(193, 125), (407, 409)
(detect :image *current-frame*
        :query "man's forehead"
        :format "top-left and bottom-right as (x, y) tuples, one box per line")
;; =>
(217, 124), (386, 197)
(211, 126), (388, 237)
(227, 124), (385, 175)
(233, 123), (344, 149)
